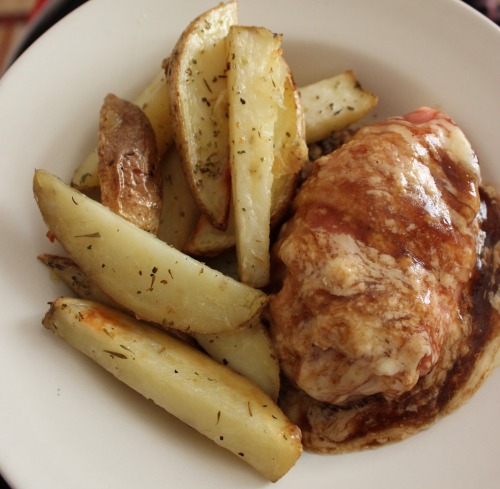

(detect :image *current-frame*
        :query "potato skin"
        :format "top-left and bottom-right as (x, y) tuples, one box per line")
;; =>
(98, 93), (162, 234)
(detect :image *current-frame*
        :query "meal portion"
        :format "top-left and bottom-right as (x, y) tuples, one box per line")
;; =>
(271, 107), (481, 405)
(270, 107), (500, 451)
(33, 0), (500, 482)
(278, 191), (500, 453)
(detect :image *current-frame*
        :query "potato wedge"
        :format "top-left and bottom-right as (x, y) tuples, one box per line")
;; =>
(37, 253), (119, 308)
(226, 26), (287, 287)
(167, 1), (237, 230)
(185, 38), (305, 260)
(135, 59), (173, 157)
(184, 175), (297, 258)
(38, 253), (197, 346)
(38, 253), (275, 393)
(71, 147), (100, 192)
(156, 148), (201, 250)
(72, 66), (173, 192)
(98, 93), (162, 234)
(194, 320), (280, 400)
(300, 70), (378, 143)
(300, 70), (378, 144)
(33, 170), (267, 334)
(43, 297), (302, 481)
(270, 63), (308, 225)
(273, 63), (308, 178)
(184, 207), (236, 257)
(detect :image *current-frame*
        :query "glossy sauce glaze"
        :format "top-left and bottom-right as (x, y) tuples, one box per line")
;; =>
(278, 190), (499, 453)
(269, 108), (500, 452)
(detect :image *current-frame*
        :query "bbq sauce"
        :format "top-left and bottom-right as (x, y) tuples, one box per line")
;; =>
(279, 188), (500, 453)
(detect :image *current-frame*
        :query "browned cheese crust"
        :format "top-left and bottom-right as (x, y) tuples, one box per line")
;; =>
(279, 191), (499, 453)
(270, 108), (500, 453)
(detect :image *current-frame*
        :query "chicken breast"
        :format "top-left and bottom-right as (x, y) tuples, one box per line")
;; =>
(269, 107), (482, 406)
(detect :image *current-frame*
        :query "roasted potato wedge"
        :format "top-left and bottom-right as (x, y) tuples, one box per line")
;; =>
(300, 70), (378, 143)
(270, 63), (308, 226)
(43, 297), (302, 482)
(72, 67), (173, 192)
(194, 320), (280, 400)
(184, 173), (298, 258)
(167, 1), (237, 230)
(71, 147), (100, 192)
(34, 170), (267, 334)
(156, 148), (201, 250)
(37, 253), (119, 308)
(226, 26), (287, 287)
(273, 63), (308, 178)
(98, 93), (162, 234)
(186, 39), (306, 260)
(135, 59), (173, 156)
(38, 252), (275, 394)
(185, 208), (236, 257)
(38, 253), (197, 346)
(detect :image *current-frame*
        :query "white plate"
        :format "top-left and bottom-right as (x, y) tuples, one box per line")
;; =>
(0, 0), (499, 488)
